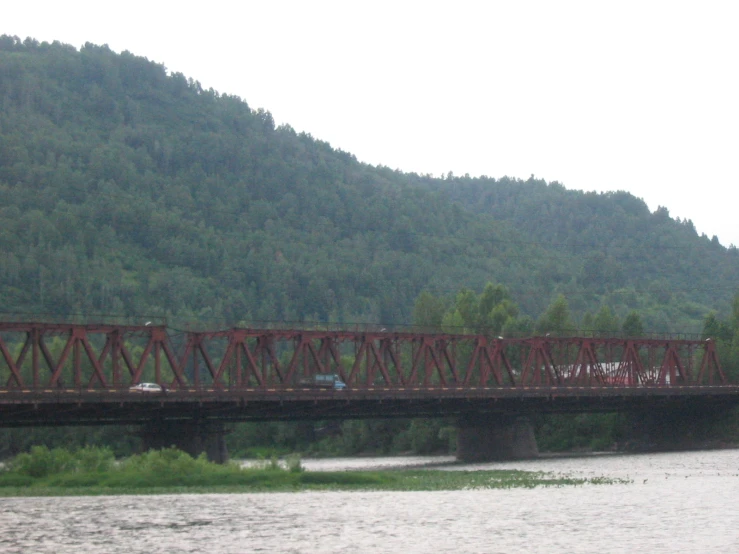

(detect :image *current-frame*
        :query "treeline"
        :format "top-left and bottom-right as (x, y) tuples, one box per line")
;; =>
(412, 282), (645, 338)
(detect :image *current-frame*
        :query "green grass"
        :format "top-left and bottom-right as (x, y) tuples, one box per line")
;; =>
(0, 446), (630, 496)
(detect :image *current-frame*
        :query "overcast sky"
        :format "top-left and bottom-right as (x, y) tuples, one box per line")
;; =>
(5, 1), (739, 246)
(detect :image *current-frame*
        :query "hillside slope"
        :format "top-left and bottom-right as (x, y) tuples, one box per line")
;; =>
(0, 36), (736, 332)
(423, 175), (739, 326)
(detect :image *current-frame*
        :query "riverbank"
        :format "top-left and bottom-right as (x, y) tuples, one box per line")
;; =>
(0, 446), (627, 496)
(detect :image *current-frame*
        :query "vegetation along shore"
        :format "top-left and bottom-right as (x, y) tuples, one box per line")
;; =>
(0, 446), (628, 496)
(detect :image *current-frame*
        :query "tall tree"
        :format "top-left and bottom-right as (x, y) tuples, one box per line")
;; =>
(537, 294), (574, 335)
(593, 305), (619, 337)
(621, 311), (644, 337)
(478, 282), (519, 334)
(411, 291), (447, 330)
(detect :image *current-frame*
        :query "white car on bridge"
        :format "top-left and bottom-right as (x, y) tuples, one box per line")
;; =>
(129, 382), (166, 394)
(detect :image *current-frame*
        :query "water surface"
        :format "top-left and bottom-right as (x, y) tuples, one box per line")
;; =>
(2, 450), (738, 553)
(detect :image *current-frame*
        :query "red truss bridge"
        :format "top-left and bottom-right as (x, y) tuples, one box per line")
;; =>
(0, 322), (737, 427)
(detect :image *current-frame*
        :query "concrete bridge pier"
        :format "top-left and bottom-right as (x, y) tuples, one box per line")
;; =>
(456, 414), (539, 462)
(140, 422), (228, 463)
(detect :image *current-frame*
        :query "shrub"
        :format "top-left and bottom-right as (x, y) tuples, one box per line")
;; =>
(75, 446), (115, 473)
(46, 473), (102, 487)
(0, 473), (34, 487)
(10, 446), (75, 478)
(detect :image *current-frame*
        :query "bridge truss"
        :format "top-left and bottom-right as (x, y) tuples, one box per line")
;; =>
(0, 323), (726, 391)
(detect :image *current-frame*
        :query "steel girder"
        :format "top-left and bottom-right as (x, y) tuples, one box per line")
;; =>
(0, 323), (727, 391)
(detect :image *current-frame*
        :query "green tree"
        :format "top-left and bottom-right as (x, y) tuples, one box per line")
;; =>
(537, 294), (574, 335)
(621, 311), (644, 337)
(412, 291), (448, 331)
(478, 282), (518, 334)
(593, 305), (619, 337)
(502, 314), (535, 338)
(434, 283), (520, 335)
(702, 312), (732, 342)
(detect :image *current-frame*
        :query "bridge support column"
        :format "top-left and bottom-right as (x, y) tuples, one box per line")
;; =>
(140, 422), (228, 463)
(456, 415), (538, 462)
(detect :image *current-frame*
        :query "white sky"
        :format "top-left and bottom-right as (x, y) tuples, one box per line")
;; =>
(4, 1), (739, 246)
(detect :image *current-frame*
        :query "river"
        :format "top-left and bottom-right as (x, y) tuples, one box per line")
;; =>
(1, 450), (738, 553)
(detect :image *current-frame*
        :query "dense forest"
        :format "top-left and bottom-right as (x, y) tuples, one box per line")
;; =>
(2, 36), (738, 331)
(2, 36), (739, 457)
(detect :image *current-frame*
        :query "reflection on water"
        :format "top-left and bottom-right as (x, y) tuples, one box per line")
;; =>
(2, 450), (739, 553)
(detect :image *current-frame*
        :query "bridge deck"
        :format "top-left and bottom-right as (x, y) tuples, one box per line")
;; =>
(2, 385), (738, 426)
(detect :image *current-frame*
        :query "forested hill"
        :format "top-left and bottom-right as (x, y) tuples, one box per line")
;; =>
(1, 36), (737, 333)
(422, 176), (739, 324)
